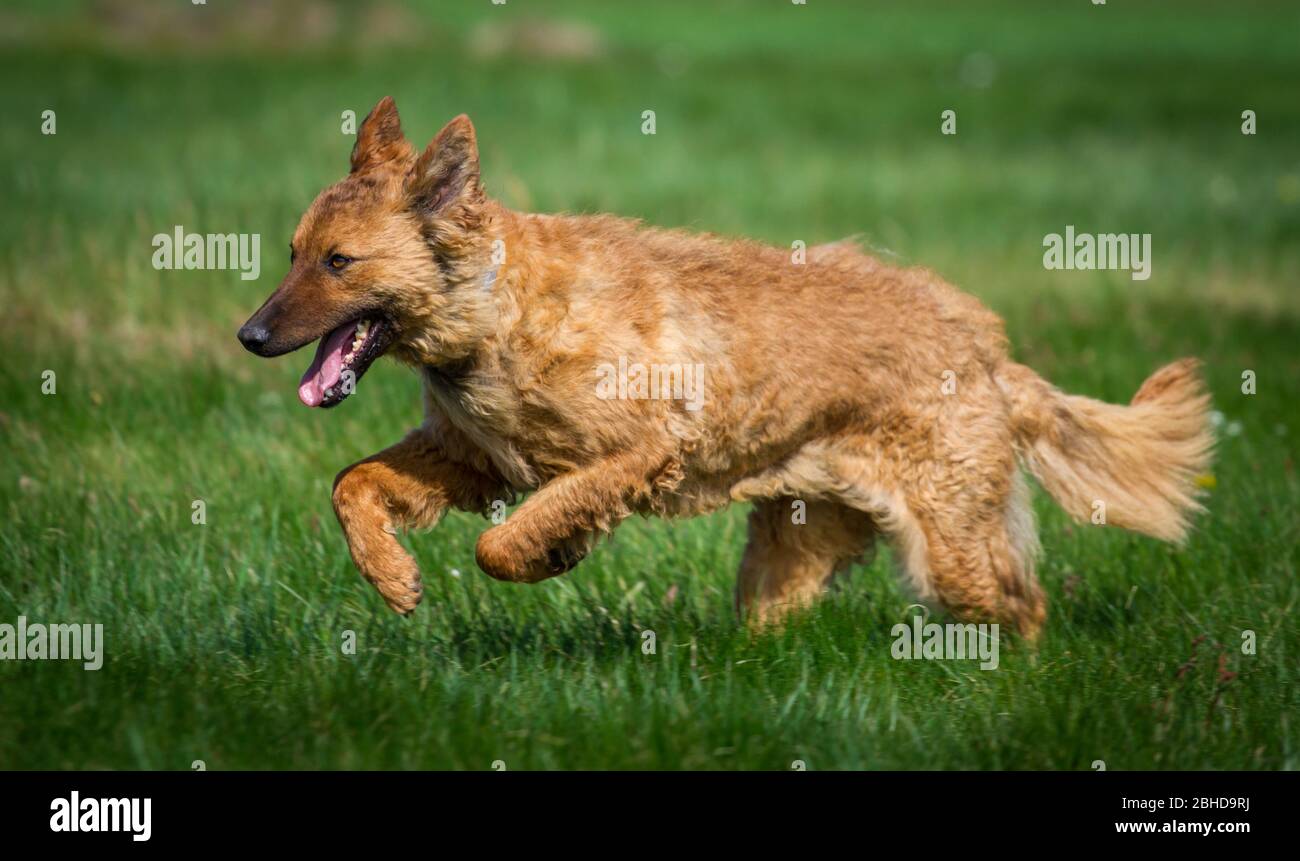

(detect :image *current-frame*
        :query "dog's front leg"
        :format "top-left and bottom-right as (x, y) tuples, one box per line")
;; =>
(474, 451), (665, 583)
(332, 429), (502, 613)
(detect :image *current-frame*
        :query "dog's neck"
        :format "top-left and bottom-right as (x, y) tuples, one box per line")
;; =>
(406, 203), (562, 440)
(422, 355), (475, 393)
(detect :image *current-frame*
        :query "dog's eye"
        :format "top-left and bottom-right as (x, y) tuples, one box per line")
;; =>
(327, 254), (352, 271)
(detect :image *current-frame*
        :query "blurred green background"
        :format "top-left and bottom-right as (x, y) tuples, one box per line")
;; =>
(0, 0), (1296, 769)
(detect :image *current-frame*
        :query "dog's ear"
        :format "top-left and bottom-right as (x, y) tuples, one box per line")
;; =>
(351, 97), (412, 173)
(407, 114), (482, 217)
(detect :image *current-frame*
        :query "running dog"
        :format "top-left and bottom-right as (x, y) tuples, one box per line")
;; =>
(237, 97), (1213, 638)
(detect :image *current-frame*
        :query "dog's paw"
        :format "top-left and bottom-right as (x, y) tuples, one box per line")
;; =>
(377, 576), (423, 616)
(362, 551), (424, 615)
(546, 540), (587, 575)
(475, 526), (533, 582)
(476, 526), (585, 584)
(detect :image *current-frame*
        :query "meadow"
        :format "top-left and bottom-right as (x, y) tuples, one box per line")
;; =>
(0, 0), (1296, 769)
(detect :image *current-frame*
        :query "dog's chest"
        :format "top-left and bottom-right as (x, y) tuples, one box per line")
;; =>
(421, 366), (539, 489)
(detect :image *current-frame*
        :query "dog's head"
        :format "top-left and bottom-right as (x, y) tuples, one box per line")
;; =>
(237, 97), (494, 408)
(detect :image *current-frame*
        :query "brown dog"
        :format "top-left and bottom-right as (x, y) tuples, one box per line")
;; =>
(237, 97), (1213, 638)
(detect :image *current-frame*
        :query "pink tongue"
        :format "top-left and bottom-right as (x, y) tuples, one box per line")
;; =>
(297, 321), (356, 407)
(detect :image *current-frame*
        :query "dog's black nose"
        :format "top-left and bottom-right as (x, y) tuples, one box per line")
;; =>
(237, 323), (270, 354)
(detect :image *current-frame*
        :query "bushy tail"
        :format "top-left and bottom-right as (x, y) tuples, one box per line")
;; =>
(997, 358), (1214, 543)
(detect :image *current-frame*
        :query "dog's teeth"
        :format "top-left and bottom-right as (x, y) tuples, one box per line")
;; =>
(325, 387), (334, 397)
(350, 320), (369, 355)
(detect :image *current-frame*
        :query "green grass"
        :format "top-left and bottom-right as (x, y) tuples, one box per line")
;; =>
(0, 0), (1297, 769)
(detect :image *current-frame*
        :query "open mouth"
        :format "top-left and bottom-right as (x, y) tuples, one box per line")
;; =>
(297, 316), (392, 408)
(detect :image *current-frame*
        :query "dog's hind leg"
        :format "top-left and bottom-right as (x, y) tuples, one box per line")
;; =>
(333, 428), (504, 614)
(860, 468), (1045, 640)
(828, 440), (1045, 640)
(910, 469), (1045, 639)
(735, 498), (877, 626)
